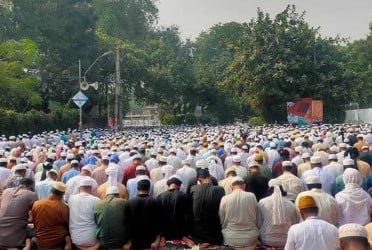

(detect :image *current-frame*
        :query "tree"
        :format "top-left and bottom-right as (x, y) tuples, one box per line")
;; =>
(224, 5), (359, 122)
(347, 24), (372, 107)
(0, 39), (41, 112)
(0, 0), (99, 108)
(193, 22), (247, 123)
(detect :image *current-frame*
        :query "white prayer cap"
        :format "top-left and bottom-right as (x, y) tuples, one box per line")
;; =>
(339, 223), (368, 239)
(339, 143), (348, 148)
(357, 134), (364, 139)
(294, 146), (302, 153)
(47, 169), (58, 175)
(232, 155), (241, 162)
(159, 156), (168, 163)
(105, 165), (117, 176)
(329, 145), (339, 153)
(328, 154), (338, 160)
(282, 161), (292, 167)
(47, 153), (56, 160)
(343, 158), (355, 166)
(248, 161), (259, 168)
(230, 148), (238, 153)
(71, 159), (79, 165)
(102, 155), (109, 160)
(269, 142), (277, 148)
(13, 164), (27, 171)
(305, 175), (321, 185)
(60, 152), (67, 157)
(161, 164), (173, 173)
(310, 156), (321, 164)
(362, 145), (369, 150)
(132, 154), (142, 160)
(81, 165), (92, 173)
(67, 153), (74, 160)
(302, 153), (311, 159)
(0, 158), (7, 163)
(79, 177), (95, 187)
(137, 175), (150, 181)
(196, 159), (209, 169)
(231, 176), (244, 185)
(106, 186), (119, 195)
(136, 165), (146, 171)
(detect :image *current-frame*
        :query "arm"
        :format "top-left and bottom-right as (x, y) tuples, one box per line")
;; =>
(284, 228), (296, 250)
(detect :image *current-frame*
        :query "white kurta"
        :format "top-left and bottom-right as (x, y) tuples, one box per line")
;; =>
(258, 195), (299, 247)
(219, 189), (259, 247)
(176, 166), (196, 192)
(276, 172), (304, 201)
(323, 162), (343, 180)
(65, 176), (98, 201)
(302, 167), (334, 195)
(144, 158), (157, 172)
(285, 216), (339, 250)
(336, 184), (372, 226)
(68, 192), (100, 246)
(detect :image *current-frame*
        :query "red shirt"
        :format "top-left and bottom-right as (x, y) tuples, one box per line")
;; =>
(272, 161), (298, 178)
(122, 163), (149, 185)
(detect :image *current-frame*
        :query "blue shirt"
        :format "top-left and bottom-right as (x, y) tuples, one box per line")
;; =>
(62, 168), (80, 184)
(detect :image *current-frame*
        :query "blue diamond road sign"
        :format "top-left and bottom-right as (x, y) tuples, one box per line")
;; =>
(72, 91), (88, 108)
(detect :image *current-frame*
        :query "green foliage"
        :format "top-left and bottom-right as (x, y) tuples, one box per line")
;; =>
(0, 38), (41, 112)
(0, 107), (79, 135)
(0, 2), (371, 128)
(249, 116), (266, 126)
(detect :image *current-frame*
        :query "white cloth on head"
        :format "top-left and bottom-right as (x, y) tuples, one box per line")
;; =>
(336, 168), (372, 226)
(105, 164), (118, 193)
(257, 194), (299, 247)
(271, 185), (287, 225)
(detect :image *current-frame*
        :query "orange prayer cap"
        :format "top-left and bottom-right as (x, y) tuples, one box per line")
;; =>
(254, 153), (264, 161)
(298, 195), (317, 209)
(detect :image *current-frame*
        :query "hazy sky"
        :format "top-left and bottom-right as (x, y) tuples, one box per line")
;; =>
(156, 0), (372, 41)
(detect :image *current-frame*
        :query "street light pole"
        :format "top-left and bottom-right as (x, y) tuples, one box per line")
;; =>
(78, 59), (83, 131)
(114, 42), (122, 131)
(77, 51), (112, 130)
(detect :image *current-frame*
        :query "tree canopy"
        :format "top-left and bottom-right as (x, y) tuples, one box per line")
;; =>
(0, 2), (370, 132)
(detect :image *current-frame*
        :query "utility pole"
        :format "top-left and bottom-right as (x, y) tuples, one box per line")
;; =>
(78, 59), (83, 131)
(114, 41), (122, 130)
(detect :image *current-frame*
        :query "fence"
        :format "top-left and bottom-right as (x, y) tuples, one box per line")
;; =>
(345, 108), (372, 123)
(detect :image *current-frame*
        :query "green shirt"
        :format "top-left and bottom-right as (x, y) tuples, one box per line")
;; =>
(93, 195), (128, 248)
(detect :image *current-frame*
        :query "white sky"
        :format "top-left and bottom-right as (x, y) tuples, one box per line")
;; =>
(156, 0), (372, 41)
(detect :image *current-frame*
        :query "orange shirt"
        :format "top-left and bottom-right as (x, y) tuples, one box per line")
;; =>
(31, 196), (69, 248)
(96, 182), (128, 200)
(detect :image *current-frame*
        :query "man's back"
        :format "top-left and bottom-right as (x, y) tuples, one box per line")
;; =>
(126, 194), (161, 249)
(31, 197), (69, 248)
(94, 195), (128, 248)
(69, 192), (100, 246)
(219, 189), (258, 246)
(0, 187), (38, 247)
(285, 216), (339, 250)
(190, 183), (225, 244)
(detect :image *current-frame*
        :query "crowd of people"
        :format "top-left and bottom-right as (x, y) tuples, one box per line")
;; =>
(0, 123), (372, 250)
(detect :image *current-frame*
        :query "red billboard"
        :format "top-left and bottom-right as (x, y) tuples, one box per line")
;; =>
(287, 98), (323, 125)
